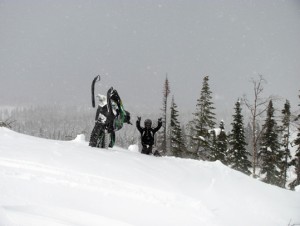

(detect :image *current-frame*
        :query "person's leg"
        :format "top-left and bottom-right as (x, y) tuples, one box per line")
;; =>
(141, 145), (152, 155)
(141, 145), (148, 154)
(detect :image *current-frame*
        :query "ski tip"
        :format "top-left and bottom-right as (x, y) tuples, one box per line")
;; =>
(93, 75), (101, 82)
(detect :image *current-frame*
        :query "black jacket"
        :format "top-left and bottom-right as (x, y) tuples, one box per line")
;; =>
(136, 120), (162, 145)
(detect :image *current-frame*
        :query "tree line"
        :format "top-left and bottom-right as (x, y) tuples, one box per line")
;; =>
(155, 75), (300, 190)
(0, 75), (299, 190)
(0, 105), (95, 140)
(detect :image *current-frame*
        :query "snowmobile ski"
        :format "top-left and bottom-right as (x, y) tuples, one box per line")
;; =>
(91, 75), (101, 108)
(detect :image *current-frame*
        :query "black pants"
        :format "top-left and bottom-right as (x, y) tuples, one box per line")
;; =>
(141, 144), (152, 155)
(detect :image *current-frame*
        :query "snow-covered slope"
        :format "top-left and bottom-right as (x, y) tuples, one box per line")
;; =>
(0, 128), (299, 226)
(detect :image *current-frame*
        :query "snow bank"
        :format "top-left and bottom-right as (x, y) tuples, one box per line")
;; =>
(128, 144), (139, 153)
(0, 128), (299, 226)
(72, 134), (86, 143)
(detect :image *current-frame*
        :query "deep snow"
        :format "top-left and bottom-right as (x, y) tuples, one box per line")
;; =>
(0, 128), (299, 226)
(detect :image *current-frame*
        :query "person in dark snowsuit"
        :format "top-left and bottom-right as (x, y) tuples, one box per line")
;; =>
(89, 87), (131, 148)
(136, 117), (162, 155)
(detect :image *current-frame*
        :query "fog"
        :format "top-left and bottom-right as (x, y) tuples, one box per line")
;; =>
(1, 0), (299, 118)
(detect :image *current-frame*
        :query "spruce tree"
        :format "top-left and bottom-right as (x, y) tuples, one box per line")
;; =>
(170, 96), (186, 157)
(292, 131), (300, 189)
(279, 100), (292, 188)
(211, 121), (227, 163)
(192, 76), (216, 159)
(227, 101), (251, 175)
(259, 100), (282, 186)
(290, 124), (300, 190)
(289, 93), (300, 190)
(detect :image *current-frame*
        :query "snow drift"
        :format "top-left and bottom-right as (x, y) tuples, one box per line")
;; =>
(0, 128), (299, 226)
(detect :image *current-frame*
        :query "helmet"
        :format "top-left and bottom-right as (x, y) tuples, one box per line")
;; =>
(144, 119), (152, 128)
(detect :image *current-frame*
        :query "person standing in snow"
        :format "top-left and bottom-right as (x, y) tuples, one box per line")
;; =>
(136, 117), (162, 155)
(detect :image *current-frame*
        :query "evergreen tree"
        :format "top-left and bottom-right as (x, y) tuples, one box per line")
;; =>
(279, 100), (292, 188)
(211, 121), (227, 163)
(227, 101), (251, 175)
(259, 100), (282, 186)
(170, 96), (186, 157)
(192, 76), (216, 159)
(290, 125), (300, 190)
(289, 93), (300, 190)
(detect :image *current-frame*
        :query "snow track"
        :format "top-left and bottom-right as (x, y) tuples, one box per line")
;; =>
(2, 205), (133, 226)
(0, 157), (215, 226)
(0, 157), (200, 208)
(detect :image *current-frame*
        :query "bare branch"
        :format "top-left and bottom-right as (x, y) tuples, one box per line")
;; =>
(243, 74), (273, 177)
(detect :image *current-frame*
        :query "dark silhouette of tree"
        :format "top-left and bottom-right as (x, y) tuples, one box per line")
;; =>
(170, 96), (186, 157)
(279, 100), (292, 188)
(227, 100), (251, 175)
(259, 100), (282, 186)
(192, 76), (216, 159)
(210, 121), (227, 163)
(289, 92), (300, 190)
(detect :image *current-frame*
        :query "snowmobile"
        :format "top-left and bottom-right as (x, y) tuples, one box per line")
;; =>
(89, 75), (131, 148)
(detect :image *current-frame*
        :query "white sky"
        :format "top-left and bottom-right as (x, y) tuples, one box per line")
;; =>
(0, 0), (299, 118)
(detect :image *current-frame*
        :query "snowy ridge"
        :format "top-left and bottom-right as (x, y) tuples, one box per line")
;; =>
(0, 128), (299, 226)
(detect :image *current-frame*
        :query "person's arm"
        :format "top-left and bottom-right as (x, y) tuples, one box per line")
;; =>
(136, 117), (143, 133)
(153, 118), (162, 133)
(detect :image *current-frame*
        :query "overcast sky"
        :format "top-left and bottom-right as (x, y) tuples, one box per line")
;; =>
(0, 0), (299, 118)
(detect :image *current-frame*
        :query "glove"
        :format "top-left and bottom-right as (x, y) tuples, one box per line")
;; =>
(158, 118), (162, 123)
(137, 116), (141, 122)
